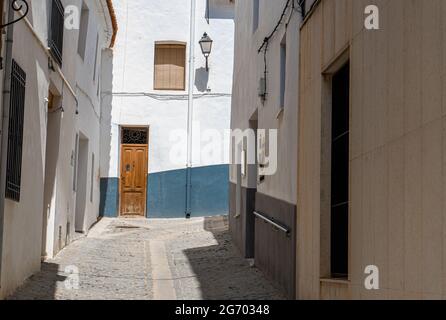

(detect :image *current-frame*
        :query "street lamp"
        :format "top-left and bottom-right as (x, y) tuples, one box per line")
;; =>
(199, 32), (213, 72)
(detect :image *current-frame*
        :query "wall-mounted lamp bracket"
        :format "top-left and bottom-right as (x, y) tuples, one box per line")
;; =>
(0, 1), (29, 29)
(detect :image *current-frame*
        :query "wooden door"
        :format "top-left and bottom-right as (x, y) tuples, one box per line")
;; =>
(120, 145), (148, 216)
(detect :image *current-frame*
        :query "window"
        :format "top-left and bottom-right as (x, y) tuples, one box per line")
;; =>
(90, 153), (95, 202)
(97, 64), (101, 96)
(253, 0), (260, 32)
(5, 60), (26, 202)
(154, 43), (186, 90)
(49, 0), (64, 66)
(73, 133), (79, 191)
(93, 34), (99, 80)
(258, 130), (266, 183)
(235, 146), (242, 217)
(330, 62), (350, 278)
(77, 2), (89, 59)
(121, 128), (148, 145)
(279, 34), (287, 109)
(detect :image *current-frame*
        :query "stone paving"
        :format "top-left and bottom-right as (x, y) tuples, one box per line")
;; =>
(8, 216), (283, 300)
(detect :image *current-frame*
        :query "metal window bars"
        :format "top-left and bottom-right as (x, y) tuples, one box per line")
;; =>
(49, 0), (64, 66)
(5, 60), (26, 202)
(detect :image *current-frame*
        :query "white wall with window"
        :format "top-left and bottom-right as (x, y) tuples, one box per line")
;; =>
(0, 0), (79, 298)
(0, 0), (116, 298)
(100, 0), (234, 218)
(73, 0), (112, 234)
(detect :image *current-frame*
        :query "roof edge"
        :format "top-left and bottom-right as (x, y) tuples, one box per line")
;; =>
(105, 0), (118, 48)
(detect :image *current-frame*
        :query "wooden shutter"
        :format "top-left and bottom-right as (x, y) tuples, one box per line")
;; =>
(154, 44), (186, 90)
(49, 0), (65, 66)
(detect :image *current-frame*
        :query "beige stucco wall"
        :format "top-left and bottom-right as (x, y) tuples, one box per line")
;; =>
(297, 0), (446, 299)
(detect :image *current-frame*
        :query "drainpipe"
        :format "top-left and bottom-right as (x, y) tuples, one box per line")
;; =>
(185, 0), (196, 219)
(0, 0), (16, 287)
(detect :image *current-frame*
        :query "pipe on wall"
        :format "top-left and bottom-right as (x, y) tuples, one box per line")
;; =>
(185, 0), (196, 218)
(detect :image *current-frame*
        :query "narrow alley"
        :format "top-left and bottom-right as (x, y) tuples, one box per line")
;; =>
(4, 0), (446, 306)
(8, 217), (283, 300)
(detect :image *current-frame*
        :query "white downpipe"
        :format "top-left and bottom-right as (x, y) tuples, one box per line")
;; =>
(185, 0), (196, 217)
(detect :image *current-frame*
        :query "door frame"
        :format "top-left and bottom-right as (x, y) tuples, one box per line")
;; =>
(119, 125), (150, 217)
(75, 133), (90, 231)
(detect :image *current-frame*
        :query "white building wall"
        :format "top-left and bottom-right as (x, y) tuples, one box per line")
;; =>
(73, 0), (112, 233)
(101, 0), (234, 218)
(46, 0), (82, 258)
(229, 0), (302, 298)
(100, 48), (114, 177)
(0, 0), (78, 297)
(104, 0), (234, 177)
(0, 0), (114, 298)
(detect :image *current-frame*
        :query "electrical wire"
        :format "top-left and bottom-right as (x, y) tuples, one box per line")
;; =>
(257, 0), (306, 101)
(257, 0), (293, 54)
(286, 0), (296, 27)
(306, 0), (321, 18)
(108, 92), (231, 101)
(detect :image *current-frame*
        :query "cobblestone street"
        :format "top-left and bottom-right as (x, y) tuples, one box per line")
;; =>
(8, 216), (283, 300)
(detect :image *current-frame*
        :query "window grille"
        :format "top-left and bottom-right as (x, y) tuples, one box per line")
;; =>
(6, 60), (27, 202)
(122, 128), (148, 145)
(49, 0), (64, 66)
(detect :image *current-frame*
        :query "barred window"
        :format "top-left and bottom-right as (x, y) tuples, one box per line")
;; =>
(6, 60), (27, 202)
(49, 0), (65, 66)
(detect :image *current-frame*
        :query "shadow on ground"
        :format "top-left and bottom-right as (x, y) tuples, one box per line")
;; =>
(8, 217), (282, 300)
(7, 262), (66, 300)
(179, 216), (284, 300)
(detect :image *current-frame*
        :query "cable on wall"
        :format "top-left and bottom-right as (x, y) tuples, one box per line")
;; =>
(257, 0), (306, 102)
(108, 92), (232, 101)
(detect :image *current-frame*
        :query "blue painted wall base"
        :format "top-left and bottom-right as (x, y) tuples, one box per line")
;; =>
(146, 168), (187, 218)
(100, 165), (229, 219)
(99, 178), (119, 218)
